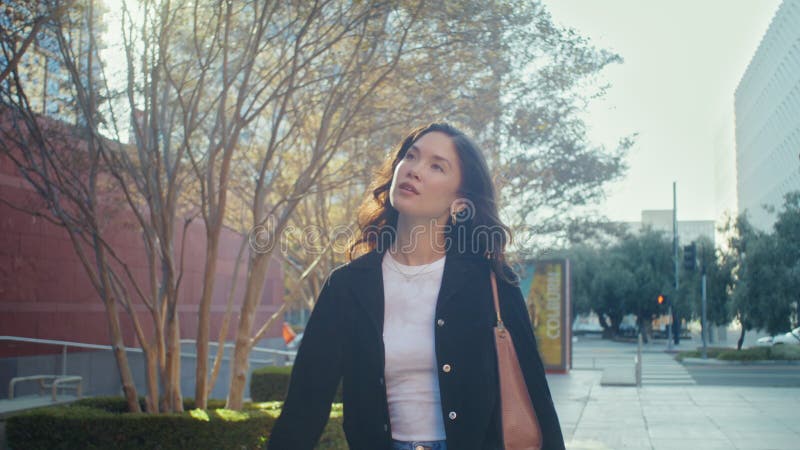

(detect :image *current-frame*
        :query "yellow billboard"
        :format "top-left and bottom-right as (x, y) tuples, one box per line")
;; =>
(520, 259), (570, 372)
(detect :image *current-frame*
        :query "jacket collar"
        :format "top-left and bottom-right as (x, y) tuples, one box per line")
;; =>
(347, 249), (487, 336)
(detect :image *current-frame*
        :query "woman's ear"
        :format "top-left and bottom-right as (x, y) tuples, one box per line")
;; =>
(450, 198), (475, 223)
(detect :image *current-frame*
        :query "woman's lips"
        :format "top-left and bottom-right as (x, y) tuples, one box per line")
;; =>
(399, 182), (419, 194)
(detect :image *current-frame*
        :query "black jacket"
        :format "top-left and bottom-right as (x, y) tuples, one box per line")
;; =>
(267, 250), (565, 450)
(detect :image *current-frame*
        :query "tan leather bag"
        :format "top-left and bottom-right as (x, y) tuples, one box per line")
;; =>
(491, 271), (542, 450)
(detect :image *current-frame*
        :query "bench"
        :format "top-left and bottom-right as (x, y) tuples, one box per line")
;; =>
(8, 375), (83, 402)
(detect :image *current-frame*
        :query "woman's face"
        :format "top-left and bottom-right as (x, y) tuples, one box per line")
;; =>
(389, 131), (463, 224)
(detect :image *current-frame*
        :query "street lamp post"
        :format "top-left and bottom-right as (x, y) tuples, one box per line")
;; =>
(670, 182), (677, 351)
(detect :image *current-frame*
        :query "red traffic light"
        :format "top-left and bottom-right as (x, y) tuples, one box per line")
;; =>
(657, 295), (665, 305)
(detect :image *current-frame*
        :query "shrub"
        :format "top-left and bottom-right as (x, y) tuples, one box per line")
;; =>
(676, 345), (800, 361)
(765, 344), (800, 360)
(73, 396), (229, 413)
(250, 365), (294, 402)
(250, 366), (343, 403)
(674, 347), (729, 361)
(717, 346), (772, 361)
(714, 345), (800, 361)
(6, 399), (348, 450)
(6, 405), (273, 450)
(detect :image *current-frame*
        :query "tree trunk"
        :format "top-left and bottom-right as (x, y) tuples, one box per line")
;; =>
(144, 349), (160, 413)
(167, 311), (183, 412)
(208, 236), (248, 396)
(226, 253), (272, 410)
(104, 298), (141, 413)
(155, 309), (167, 409)
(737, 327), (746, 350)
(637, 316), (649, 343)
(195, 230), (220, 409)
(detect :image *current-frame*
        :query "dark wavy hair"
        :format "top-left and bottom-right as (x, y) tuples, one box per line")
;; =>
(348, 123), (515, 281)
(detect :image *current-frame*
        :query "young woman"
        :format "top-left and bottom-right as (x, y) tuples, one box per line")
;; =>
(267, 123), (564, 450)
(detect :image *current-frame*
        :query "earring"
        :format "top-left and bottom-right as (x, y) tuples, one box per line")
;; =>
(450, 209), (458, 224)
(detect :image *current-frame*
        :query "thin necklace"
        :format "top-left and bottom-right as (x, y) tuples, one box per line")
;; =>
(385, 252), (444, 281)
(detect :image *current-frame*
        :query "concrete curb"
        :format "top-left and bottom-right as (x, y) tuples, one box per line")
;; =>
(599, 367), (638, 387)
(681, 357), (800, 366)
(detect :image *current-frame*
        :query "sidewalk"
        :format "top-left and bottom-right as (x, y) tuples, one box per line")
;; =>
(550, 337), (800, 449)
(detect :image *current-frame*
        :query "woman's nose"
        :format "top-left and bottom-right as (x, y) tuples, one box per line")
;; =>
(406, 164), (420, 180)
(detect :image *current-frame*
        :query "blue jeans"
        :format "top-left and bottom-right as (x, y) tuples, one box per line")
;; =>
(391, 439), (447, 450)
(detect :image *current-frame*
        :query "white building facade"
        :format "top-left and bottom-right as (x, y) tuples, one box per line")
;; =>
(735, 0), (800, 230)
(622, 210), (715, 246)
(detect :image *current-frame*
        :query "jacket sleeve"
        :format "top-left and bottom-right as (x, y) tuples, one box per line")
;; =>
(267, 269), (345, 450)
(499, 279), (566, 450)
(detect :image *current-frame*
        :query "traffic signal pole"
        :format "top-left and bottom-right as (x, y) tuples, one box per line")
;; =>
(670, 182), (677, 351)
(702, 271), (708, 359)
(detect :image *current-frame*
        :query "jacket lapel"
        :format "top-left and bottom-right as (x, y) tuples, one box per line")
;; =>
(348, 250), (487, 336)
(435, 252), (486, 313)
(348, 250), (385, 336)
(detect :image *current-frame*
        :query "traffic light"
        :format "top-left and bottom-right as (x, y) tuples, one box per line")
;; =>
(683, 242), (696, 271)
(657, 294), (669, 308)
(657, 295), (665, 305)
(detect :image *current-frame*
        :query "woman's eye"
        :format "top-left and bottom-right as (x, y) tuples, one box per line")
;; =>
(432, 164), (444, 172)
(404, 153), (415, 160)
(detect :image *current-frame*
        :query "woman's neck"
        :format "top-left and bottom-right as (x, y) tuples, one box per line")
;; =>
(391, 215), (448, 265)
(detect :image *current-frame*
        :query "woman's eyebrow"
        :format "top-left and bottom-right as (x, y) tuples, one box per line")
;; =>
(431, 154), (452, 169)
(410, 144), (452, 168)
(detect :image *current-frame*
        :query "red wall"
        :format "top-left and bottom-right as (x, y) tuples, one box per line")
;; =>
(0, 144), (284, 357)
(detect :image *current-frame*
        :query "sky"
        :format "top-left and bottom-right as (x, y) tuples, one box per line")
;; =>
(540, 0), (782, 222)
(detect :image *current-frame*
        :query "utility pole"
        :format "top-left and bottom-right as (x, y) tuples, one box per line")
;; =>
(702, 268), (708, 359)
(700, 240), (708, 359)
(670, 182), (677, 351)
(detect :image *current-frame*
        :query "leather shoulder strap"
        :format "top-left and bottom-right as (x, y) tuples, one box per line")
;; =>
(490, 271), (504, 329)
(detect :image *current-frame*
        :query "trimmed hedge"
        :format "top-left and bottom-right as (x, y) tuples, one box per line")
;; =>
(6, 406), (272, 450)
(6, 398), (347, 450)
(65, 396), (229, 413)
(717, 344), (800, 361)
(250, 366), (343, 403)
(677, 345), (800, 361)
(770, 344), (800, 360)
(674, 347), (729, 361)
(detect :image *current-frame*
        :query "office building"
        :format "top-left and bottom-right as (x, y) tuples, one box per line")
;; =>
(735, 0), (800, 230)
(622, 210), (715, 246)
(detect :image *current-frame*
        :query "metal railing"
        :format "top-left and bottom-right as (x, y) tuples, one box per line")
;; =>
(1, 335), (297, 376)
(179, 339), (297, 364)
(1, 335), (298, 405)
(8, 375), (83, 401)
(1, 336), (127, 377)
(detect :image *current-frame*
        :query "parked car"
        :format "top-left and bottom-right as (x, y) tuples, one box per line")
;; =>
(756, 335), (774, 346)
(572, 315), (603, 335)
(756, 327), (800, 346)
(772, 327), (800, 345)
(618, 322), (639, 337)
(615, 315), (636, 337)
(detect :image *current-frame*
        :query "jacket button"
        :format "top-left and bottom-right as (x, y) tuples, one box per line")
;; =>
(437, 318), (445, 326)
(383, 423), (389, 432)
(448, 411), (457, 420)
(379, 377), (384, 385)
(442, 364), (451, 373)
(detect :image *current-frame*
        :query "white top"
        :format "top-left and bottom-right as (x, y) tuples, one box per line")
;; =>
(381, 251), (447, 441)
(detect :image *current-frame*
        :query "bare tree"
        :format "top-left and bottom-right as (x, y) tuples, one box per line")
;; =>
(0, 61), (146, 420)
(3, 0), (631, 414)
(0, 1), (73, 84)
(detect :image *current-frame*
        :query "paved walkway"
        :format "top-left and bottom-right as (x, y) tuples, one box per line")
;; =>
(640, 348), (695, 386)
(551, 336), (800, 449)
